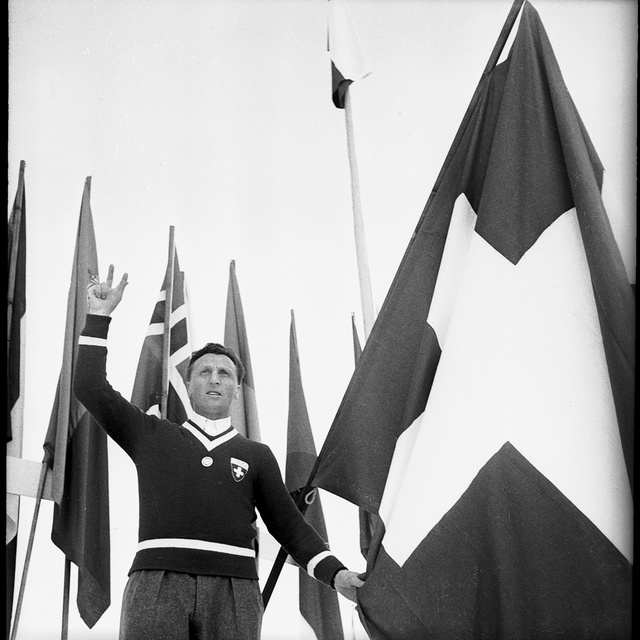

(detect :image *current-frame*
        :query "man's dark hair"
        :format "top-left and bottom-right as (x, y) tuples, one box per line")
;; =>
(186, 343), (245, 383)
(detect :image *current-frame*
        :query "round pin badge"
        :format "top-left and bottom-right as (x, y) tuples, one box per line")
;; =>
(201, 456), (213, 467)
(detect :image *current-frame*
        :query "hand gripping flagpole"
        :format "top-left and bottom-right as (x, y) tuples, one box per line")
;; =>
(161, 226), (176, 420)
(261, 0), (526, 611)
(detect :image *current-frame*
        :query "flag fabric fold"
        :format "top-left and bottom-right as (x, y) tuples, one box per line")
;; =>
(42, 176), (111, 628)
(224, 260), (261, 442)
(131, 245), (192, 424)
(328, 0), (371, 108)
(286, 311), (344, 640)
(7, 160), (27, 637)
(313, 2), (634, 638)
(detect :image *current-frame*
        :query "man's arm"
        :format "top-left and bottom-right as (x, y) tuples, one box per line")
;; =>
(75, 264), (150, 455)
(255, 447), (365, 601)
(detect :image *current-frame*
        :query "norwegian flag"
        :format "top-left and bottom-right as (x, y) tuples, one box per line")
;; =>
(131, 243), (192, 424)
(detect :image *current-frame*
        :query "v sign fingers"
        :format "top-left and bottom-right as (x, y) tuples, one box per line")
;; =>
(87, 266), (129, 316)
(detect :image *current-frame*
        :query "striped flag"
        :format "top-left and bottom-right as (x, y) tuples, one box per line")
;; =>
(224, 260), (261, 441)
(131, 243), (192, 424)
(286, 311), (344, 640)
(6, 160), (27, 636)
(328, 0), (371, 109)
(43, 177), (111, 628)
(313, 3), (634, 638)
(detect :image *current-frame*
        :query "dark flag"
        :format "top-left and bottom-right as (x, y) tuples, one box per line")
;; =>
(224, 260), (261, 441)
(313, 3), (634, 638)
(43, 177), (111, 627)
(286, 311), (345, 640)
(6, 160), (27, 637)
(131, 244), (192, 424)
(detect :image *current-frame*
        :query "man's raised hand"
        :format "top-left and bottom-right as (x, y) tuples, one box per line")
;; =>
(87, 264), (129, 316)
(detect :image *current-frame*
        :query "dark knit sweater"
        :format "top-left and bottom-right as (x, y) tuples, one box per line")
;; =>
(74, 314), (345, 588)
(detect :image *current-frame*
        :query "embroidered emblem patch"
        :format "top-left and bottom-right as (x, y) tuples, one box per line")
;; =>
(230, 457), (249, 482)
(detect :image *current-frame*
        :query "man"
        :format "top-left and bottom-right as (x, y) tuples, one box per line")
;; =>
(75, 265), (364, 640)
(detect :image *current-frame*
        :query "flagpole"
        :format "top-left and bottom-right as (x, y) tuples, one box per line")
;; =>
(161, 225), (176, 420)
(9, 460), (49, 640)
(344, 89), (375, 340)
(61, 558), (71, 640)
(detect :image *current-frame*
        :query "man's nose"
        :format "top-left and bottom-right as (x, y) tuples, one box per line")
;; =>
(208, 370), (220, 384)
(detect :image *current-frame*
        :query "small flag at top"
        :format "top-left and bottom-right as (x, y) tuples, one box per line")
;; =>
(328, 0), (371, 108)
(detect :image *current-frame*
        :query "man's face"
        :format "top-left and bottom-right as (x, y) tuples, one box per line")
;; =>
(186, 353), (240, 420)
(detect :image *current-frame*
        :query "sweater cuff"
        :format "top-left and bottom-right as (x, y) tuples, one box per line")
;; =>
(82, 314), (112, 339)
(309, 553), (347, 588)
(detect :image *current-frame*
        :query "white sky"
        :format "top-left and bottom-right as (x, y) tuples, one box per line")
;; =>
(8, 1), (636, 638)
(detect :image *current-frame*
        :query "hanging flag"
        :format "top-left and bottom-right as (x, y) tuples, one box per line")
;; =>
(313, 3), (634, 638)
(224, 260), (261, 441)
(42, 176), (111, 628)
(328, 0), (371, 109)
(131, 239), (192, 424)
(6, 160), (27, 637)
(286, 311), (344, 640)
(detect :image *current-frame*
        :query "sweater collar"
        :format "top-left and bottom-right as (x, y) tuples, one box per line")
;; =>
(188, 411), (232, 436)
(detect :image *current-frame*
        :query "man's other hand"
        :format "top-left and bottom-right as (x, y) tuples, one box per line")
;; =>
(334, 570), (365, 603)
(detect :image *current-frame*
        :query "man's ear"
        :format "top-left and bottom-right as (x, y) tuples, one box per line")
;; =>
(234, 384), (240, 400)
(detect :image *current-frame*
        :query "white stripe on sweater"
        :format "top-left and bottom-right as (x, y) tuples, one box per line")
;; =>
(137, 538), (255, 557)
(79, 335), (107, 348)
(307, 550), (332, 578)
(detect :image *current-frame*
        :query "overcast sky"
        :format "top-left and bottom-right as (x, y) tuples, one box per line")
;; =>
(8, 1), (636, 638)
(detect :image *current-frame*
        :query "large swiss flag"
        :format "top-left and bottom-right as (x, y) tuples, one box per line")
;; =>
(312, 2), (634, 638)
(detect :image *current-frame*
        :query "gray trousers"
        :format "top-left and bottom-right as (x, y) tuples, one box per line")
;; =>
(120, 570), (263, 640)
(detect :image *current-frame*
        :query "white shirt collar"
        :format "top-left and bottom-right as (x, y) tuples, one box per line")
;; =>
(188, 411), (232, 436)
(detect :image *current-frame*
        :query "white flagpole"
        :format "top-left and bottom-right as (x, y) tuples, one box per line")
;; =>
(344, 88), (375, 340)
